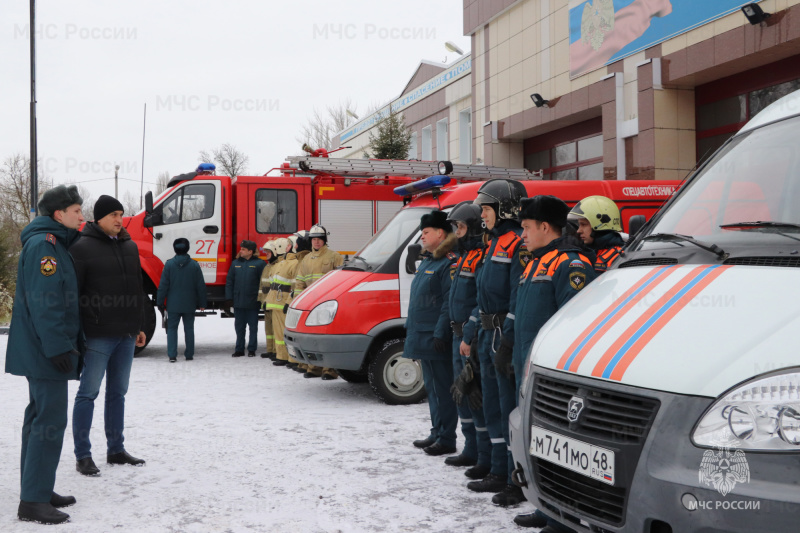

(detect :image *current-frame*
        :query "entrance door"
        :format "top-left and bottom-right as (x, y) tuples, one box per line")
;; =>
(152, 180), (222, 283)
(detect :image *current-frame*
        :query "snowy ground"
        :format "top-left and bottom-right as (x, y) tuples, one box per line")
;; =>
(0, 314), (542, 532)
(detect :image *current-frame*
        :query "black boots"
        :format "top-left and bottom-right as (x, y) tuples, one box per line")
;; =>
(466, 473), (506, 492)
(423, 443), (457, 456)
(514, 511), (549, 528)
(413, 436), (436, 449)
(76, 457), (100, 476)
(491, 484), (527, 507)
(464, 464), (491, 479)
(50, 492), (76, 508)
(18, 501), (69, 524)
(231, 351), (244, 357)
(444, 453), (478, 467)
(247, 351), (256, 357)
(107, 451), (145, 466)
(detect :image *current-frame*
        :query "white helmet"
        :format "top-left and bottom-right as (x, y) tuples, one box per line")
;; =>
(308, 224), (328, 243)
(272, 237), (291, 256)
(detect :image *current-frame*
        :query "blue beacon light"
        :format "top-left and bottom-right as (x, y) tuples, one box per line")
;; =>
(393, 175), (451, 196)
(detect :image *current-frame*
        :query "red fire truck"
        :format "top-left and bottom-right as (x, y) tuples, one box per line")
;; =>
(283, 173), (683, 404)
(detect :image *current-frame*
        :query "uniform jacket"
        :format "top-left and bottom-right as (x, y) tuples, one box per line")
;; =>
(472, 219), (525, 343)
(404, 233), (458, 361)
(225, 254), (267, 309)
(265, 253), (299, 312)
(257, 262), (275, 307)
(591, 231), (626, 273)
(294, 245), (343, 295)
(448, 236), (485, 345)
(512, 237), (596, 364)
(6, 216), (83, 380)
(156, 254), (207, 314)
(70, 222), (145, 338)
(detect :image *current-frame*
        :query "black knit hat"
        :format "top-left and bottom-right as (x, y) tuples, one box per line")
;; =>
(240, 240), (257, 252)
(93, 194), (124, 221)
(173, 238), (190, 255)
(519, 195), (570, 228)
(38, 185), (83, 216)
(419, 210), (452, 233)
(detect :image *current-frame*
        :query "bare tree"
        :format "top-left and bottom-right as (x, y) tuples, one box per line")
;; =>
(199, 144), (249, 178)
(296, 99), (369, 152)
(155, 171), (171, 195)
(61, 182), (95, 221)
(122, 190), (140, 215)
(0, 153), (53, 239)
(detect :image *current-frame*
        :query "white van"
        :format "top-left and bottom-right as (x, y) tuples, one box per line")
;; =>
(510, 88), (800, 532)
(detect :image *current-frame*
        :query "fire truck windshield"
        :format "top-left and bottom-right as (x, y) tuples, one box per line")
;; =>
(350, 207), (428, 269)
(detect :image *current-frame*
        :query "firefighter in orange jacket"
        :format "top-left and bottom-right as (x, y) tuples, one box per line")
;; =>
(568, 195), (625, 273)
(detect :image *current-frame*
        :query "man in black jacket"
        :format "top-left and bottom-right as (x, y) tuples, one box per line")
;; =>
(70, 195), (148, 476)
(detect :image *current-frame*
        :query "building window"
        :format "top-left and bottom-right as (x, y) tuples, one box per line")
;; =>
(422, 126), (432, 160)
(459, 108), (472, 164)
(409, 132), (418, 159)
(524, 133), (604, 180)
(255, 189), (297, 233)
(436, 119), (448, 160)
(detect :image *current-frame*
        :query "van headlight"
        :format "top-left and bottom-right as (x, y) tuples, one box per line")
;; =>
(692, 369), (800, 450)
(305, 300), (338, 327)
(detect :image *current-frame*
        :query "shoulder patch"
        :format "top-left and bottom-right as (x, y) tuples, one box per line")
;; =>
(569, 259), (586, 269)
(569, 271), (587, 290)
(45, 233), (57, 246)
(519, 249), (532, 267)
(40, 256), (57, 276)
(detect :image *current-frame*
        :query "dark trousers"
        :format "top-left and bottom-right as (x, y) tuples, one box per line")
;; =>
(234, 307), (259, 353)
(21, 378), (68, 502)
(452, 334), (491, 465)
(420, 358), (458, 448)
(477, 329), (508, 476)
(167, 311), (196, 359)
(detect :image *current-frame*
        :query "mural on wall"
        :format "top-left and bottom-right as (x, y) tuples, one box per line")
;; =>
(569, 0), (761, 78)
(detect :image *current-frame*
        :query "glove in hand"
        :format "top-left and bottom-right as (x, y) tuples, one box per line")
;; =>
(433, 337), (448, 353)
(494, 338), (514, 378)
(51, 350), (77, 374)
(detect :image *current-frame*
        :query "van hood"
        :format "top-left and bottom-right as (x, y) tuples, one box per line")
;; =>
(290, 269), (378, 311)
(532, 264), (800, 398)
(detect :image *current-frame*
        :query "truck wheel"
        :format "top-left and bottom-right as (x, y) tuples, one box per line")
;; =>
(134, 299), (157, 356)
(337, 369), (369, 383)
(368, 339), (426, 405)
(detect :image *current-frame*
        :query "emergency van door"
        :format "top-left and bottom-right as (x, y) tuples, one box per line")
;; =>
(152, 180), (222, 283)
(398, 229), (422, 318)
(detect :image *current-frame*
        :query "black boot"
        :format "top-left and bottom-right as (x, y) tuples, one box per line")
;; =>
(107, 450), (145, 466)
(492, 484), (527, 507)
(444, 453), (478, 467)
(231, 351), (245, 357)
(260, 352), (269, 358)
(412, 436), (436, 449)
(76, 457), (100, 476)
(18, 501), (69, 524)
(247, 351), (256, 357)
(464, 464), (491, 479)
(424, 442), (457, 456)
(514, 511), (549, 528)
(272, 359), (288, 366)
(466, 473), (506, 493)
(50, 492), (76, 508)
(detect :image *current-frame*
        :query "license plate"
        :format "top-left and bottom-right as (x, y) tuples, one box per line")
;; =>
(530, 426), (616, 486)
(286, 345), (296, 356)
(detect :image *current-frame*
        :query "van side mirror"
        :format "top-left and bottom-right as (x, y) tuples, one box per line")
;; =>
(405, 244), (422, 274)
(143, 191), (155, 228)
(628, 215), (646, 237)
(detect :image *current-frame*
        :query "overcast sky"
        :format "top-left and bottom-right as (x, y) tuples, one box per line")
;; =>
(1, 0), (471, 209)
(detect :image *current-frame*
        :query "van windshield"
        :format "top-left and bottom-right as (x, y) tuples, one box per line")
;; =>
(348, 207), (427, 269)
(641, 115), (800, 250)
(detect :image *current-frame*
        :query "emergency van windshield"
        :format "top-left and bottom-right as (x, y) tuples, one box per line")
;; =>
(347, 207), (427, 270)
(636, 114), (800, 252)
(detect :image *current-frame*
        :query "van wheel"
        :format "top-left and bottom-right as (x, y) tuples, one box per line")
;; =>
(337, 369), (369, 383)
(368, 339), (426, 405)
(134, 299), (157, 356)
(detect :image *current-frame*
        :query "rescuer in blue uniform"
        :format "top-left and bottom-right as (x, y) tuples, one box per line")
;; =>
(406, 210), (460, 456)
(445, 201), (492, 478)
(499, 195), (596, 530)
(6, 185), (85, 525)
(463, 179), (527, 504)
(225, 240), (267, 357)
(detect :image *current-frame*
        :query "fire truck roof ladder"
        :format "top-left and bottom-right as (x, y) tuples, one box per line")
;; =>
(286, 156), (536, 181)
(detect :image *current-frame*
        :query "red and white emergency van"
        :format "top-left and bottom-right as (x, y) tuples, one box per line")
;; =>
(284, 174), (681, 404)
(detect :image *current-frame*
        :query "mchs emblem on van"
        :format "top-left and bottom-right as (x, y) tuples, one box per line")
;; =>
(567, 396), (585, 422)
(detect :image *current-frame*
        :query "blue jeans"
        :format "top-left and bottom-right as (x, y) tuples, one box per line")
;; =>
(73, 336), (135, 460)
(167, 312), (196, 359)
(234, 308), (259, 353)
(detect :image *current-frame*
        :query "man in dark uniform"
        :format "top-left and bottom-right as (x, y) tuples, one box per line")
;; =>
(445, 202), (492, 478)
(465, 179), (528, 504)
(500, 196), (596, 529)
(225, 240), (267, 357)
(568, 195), (625, 273)
(6, 185), (84, 524)
(406, 210), (459, 456)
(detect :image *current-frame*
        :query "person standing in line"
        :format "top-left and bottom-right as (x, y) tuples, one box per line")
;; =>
(257, 240), (277, 360)
(70, 194), (148, 477)
(568, 195), (626, 273)
(156, 238), (207, 362)
(265, 238), (299, 367)
(6, 185), (84, 524)
(294, 225), (344, 380)
(225, 240), (266, 357)
(288, 231), (313, 374)
(406, 210), (460, 456)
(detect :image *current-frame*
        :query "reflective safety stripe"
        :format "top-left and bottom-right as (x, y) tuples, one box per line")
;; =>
(266, 335), (274, 339)
(490, 438), (506, 444)
(273, 275), (292, 284)
(531, 275), (552, 282)
(266, 303), (285, 310)
(507, 313), (515, 320)
(459, 418), (474, 424)
(459, 271), (475, 278)
(469, 316), (478, 322)
(475, 426), (488, 432)
(491, 256), (511, 263)
(275, 340), (285, 345)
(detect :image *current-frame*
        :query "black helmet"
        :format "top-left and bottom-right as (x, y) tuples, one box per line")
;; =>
(447, 201), (483, 239)
(473, 179), (527, 221)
